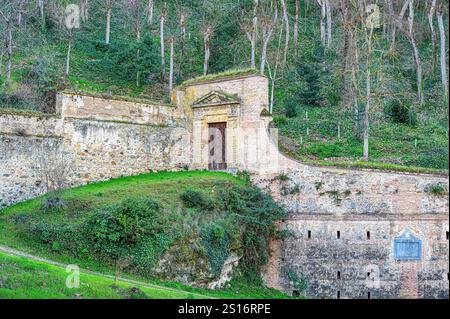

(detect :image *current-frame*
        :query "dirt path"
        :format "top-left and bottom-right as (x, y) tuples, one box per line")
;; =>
(0, 244), (214, 299)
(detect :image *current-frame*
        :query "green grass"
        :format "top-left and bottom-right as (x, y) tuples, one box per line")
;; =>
(274, 102), (449, 175)
(0, 171), (293, 299)
(0, 251), (209, 299)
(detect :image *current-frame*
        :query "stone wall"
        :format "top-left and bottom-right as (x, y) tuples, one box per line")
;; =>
(255, 166), (449, 299)
(1, 73), (448, 299)
(0, 94), (190, 207)
(57, 93), (180, 125)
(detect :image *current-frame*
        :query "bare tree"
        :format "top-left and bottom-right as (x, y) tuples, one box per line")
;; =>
(280, 0), (289, 67)
(38, 0), (45, 30)
(358, 0), (374, 159)
(147, 0), (154, 24)
(428, 0), (437, 69)
(325, 0), (332, 48)
(37, 144), (73, 194)
(65, 28), (73, 76)
(0, 11), (12, 86)
(178, 8), (188, 78)
(267, 16), (284, 113)
(169, 34), (174, 95)
(105, 0), (112, 44)
(160, 3), (167, 80)
(398, 0), (423, 105)
(81, 0), (89, 22)
(294, 0), (299, 49)
(317, 0), (326, 46)
(0, 2), (23, 87)
(203, 25), (213, 75)
(128, 0), (144, 86)
(437, 4), (448, 102)
(260, 0), (278, 75)
(241, 0), (259, 69)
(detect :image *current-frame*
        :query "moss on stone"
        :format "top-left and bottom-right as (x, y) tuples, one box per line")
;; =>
(260, 108), (273, 117)
(178, 68), (260, 89)
(61, 90), (174, 107)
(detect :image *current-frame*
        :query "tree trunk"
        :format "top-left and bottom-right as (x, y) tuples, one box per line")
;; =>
(169, 35), (174, 96)
(268, 19), (284, 113)
(407, 0), (424, 105)
(294, 0), (299, 49)
(66, 33), (73, 76)
(81, 0), (89, 22)
(391, 0), (410, 51)
(6, 19), (12, 85)
(160, 15), (166, 79)
(428, 0), (437, 70)
(360, 0), (374, 160)
(251, 0), (258, 69)
(260, 0), (278, 75)
(178, 13), (186, 77)
(148, 0), (154, 24)
(387, 0), (396, 50)
(280, 0), (289, 67)
(105, 2), (111, 44)
(437, 7), (448, 101)
(325, 0), (332, 48)
(320, 0), (326, 46)
(39, 0), (45, 30)
(204, 27), (211, 76)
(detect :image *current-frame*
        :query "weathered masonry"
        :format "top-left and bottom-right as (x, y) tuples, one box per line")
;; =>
(0, 71), (448, 299)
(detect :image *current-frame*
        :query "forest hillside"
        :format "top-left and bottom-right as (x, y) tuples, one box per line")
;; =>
(0, 0), (448, 172)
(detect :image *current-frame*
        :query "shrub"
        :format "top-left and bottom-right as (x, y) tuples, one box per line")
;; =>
(284, 98), (298, 118)
(180, 189), (214, 210)
(41, 194), (67, 212)
(385, 100), (417, 126)
(218, 185), (287, 285)
(425, 183), (447, 196)
(273, 115), (288, 126)
(411, 147), (449, 169)
(83, 198), (167, 260)
(201, 222), (231, 277)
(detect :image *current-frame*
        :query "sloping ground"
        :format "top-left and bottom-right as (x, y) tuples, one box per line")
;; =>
(0, 247), (210, 299)
(0, 171), (291, 299)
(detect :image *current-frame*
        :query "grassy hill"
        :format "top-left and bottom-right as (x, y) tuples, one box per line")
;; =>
(0, 171), (292, 299)
(0, 251), (211, 299)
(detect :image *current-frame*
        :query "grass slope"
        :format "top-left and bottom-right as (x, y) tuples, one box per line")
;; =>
(0, 171), (292, 299)
(0, 251), (209, 299)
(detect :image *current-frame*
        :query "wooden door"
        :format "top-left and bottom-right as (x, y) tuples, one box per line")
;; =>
(208, 122), (227, 170)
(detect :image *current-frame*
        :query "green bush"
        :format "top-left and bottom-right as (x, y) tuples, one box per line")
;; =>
(180, 189), (214, 210)
(201, 222), (231, 277)
(284, 98), (298, 118)
(410, 147), (449, 169)
(26, 183), (286, 287)
(385, 100), (417, 126)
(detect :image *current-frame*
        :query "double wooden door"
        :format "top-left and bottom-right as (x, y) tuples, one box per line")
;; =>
(208, 122), (227, 170)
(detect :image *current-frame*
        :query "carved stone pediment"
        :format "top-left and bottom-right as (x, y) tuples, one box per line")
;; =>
(192, 91), (241, 108)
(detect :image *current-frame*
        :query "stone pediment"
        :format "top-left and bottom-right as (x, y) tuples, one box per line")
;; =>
(192, 91), (241, 108)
